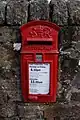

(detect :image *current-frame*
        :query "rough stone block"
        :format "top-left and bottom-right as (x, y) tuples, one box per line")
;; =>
(63, 26), (80, 58)
(6, 0), (28, 25)
(57, 26), (80, 102)
(0, 102), (17, 117)
(0, 46), (14, 80)
(0, 1), (6, 24)
(17, 104), (43, 119)
(0, 88), (22, 104)
(71, 92), (80, 101)
(0, 79), (17, 91)
(58, 58), (78, 102)
(20, 118), (35, 120)
(5, 117), (19, 120)
(50, 0), (68, 25)
(7, 90), (22, 102)
(44, 103), (80, 120)
(0, 117), (19, 120)
(0, 27), (17, 50)
(75, 42), (80, 52)
(59, 26), (72, 49)
(67, 0), (80, 25)
(29, 0), (49, 21)
(72, 26), (80, 42)
(0, 90), (7, 105)
(21, 118), (44, 120)
(72, 71), (80, 89)
(0, 27), (21, 94)
(0, 27), (20, 79)
(0, 118), (5, 120)
(61, 58), (78, 81)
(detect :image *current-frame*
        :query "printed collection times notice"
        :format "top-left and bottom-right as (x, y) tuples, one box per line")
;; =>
(29, 63), (50, 94)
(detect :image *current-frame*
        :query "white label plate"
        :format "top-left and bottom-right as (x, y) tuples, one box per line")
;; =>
(29, 63), (50, 94)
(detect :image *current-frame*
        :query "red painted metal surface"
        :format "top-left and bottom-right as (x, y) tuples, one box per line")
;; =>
(20, 20), (60, 103)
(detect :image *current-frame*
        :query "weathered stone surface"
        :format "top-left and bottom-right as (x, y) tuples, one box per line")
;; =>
(7, 90), (22, 102)
(72, 71), (80, 89)
(6, 0), (28, 25)
(0, 27), (17, 49)
(20, 119), (28, 120)
(67, 0), (80, 25)
(0, 118), (5, 120)
(0, 78), (22, 102)
(0, 102), (17, 117)
(71, 92), (80, 101)
(0, 90), (7, 105)
(72, 26), (80, 41)
(60, 26), (80, 57)
(44, 103), (80, 120)
(0, 26), (21, 119)
(0, 26), (21, 89)
(29, 0), (49, 21)
(59, 26), (72, 49)
(0, 1), (6, 24)
(58, 26), (80, 102)
(17, 104), (43, 119)
(5, 117), (19, 120)
(50, 0), (68, 25)
(21, 118), (44, 120)
(0, 88), (22, 104)
(0, 79), (17, 91)
(75, 42), (80, 52)
(58, 58), (78, 102)
(0, 117), (19, 120)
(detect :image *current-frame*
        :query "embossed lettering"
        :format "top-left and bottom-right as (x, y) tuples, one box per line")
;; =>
(28, 26), (52, 38)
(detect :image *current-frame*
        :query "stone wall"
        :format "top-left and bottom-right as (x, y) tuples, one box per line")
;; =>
(0, 0), (80, 120)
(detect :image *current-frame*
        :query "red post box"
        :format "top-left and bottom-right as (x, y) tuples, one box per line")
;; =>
(20, 20), (60, 102)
